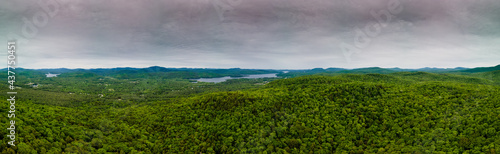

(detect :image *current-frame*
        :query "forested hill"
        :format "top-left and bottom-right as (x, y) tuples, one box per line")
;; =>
(0, 66), (499, 153)
(133, 74), (500, 153)
(461, 64), (500, 73)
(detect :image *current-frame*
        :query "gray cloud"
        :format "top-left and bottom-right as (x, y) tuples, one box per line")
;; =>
(0, 0), (499, 69)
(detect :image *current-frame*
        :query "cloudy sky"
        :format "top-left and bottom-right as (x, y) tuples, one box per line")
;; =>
(1, 0), (499, 69)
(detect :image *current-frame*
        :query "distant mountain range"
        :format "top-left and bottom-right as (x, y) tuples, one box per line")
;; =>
(282, 65), (499, 74)
(2, 64), (499, 75)
(460, 64), (500, 73)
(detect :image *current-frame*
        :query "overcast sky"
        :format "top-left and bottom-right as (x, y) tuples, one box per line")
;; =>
(1, 0), (499, 69)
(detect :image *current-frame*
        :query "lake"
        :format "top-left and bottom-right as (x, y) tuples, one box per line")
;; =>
(193, 73), (278, 83)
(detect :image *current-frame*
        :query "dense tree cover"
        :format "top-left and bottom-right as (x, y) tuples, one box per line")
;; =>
(159, 75), (499, 153)
(459, 70), (500, 85)
(0, 68), (499, 153)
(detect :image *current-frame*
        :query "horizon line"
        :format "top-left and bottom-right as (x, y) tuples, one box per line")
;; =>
(3, 65), (499, 70)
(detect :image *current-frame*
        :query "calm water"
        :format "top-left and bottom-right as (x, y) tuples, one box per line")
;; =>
(194, 73), (278, 83)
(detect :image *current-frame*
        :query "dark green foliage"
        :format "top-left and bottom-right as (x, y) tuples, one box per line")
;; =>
(154, 75), (499, 153)
(0, 68), (499, 153)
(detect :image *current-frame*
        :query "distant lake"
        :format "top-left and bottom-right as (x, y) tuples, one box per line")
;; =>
(194, 73), (278, 83)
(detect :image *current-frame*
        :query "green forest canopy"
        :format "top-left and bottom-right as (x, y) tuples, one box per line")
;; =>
(0, 67), (499, 153)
